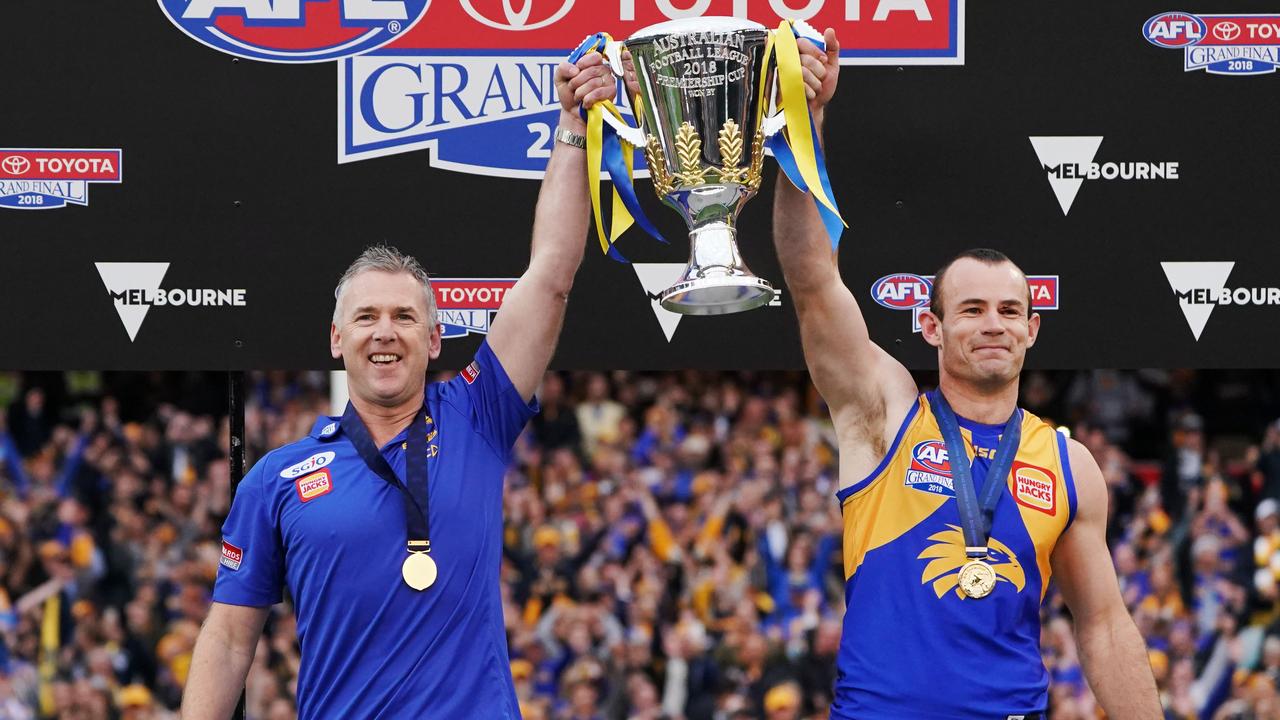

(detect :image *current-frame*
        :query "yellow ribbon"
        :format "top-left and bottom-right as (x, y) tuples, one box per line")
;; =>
(770, 21), (845, 226)
(581, 34), (638, 256)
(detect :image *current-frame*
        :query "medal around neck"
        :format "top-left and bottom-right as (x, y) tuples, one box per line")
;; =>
(930, 391), (1022, 601)
(402, 550), (438, 591)
(957, 559), (996, 599)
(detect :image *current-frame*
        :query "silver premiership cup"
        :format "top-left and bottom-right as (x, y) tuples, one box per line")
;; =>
(625, 18), (777, 315)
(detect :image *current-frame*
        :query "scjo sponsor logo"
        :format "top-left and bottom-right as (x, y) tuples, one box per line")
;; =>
(1144, 11), (1280, 75)
(158, 0), (432, 63)
(280, 451), (337, 479)
(340, 0), (963, 176)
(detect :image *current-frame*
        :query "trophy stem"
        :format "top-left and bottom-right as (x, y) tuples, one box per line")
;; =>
(659, 222), (775, 316)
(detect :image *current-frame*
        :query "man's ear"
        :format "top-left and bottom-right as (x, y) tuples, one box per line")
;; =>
(919, 310), (943, 348)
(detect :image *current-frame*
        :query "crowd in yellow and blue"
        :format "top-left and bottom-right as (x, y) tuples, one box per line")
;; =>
(0, 369), (1278, 719)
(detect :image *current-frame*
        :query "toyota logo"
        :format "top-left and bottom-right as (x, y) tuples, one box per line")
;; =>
(459, 0), (574, 31)
(1, 156), (30, 176)
(1214, 21), (1241, 42)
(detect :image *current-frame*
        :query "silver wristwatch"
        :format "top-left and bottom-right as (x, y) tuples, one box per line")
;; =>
(554, 126), (587, 149)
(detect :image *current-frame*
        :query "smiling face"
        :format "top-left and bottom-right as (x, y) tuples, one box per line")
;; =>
(919, 258), (1040, 391)
(330, 269), (440, 411)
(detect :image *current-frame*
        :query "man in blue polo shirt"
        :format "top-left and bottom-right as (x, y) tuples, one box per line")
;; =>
(180, 53), (622, 719)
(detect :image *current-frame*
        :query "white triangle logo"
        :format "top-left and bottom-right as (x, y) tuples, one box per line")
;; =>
(1029, 136), (1103, 215)
(633, 263), (687, 342)
(1160, 262), (1234, 341)
(95, 262), (169, 342)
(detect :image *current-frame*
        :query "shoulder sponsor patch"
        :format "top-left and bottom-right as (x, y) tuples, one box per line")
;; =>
(220, 540), (243, 571)
(295, 469), (333, 502)
(1012, 461), (1057, 515)
(905, 439), (955, 497)
(461, 361), (480, 384)
(280, 451), (336, 479)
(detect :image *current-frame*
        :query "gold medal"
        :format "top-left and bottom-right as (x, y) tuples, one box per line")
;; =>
(401, 551), (438, 591)
(957, 559), (996, 599)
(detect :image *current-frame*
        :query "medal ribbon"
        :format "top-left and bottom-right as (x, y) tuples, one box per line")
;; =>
(931, 391), (1022, 560)
(341, 403), (430, 552)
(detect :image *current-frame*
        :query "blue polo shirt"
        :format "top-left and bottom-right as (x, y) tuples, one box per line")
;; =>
(214, 341), (538, 719)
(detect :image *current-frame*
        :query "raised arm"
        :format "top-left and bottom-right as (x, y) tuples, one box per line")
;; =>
(487, 55), (614, 402)
(182, 602), (270, 720)
(1052, 440), (1161, 719)
(773, 30), (916, 450)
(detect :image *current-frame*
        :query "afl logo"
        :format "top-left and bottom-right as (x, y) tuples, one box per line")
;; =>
(911, 440), (952, 475)
(1142, 12), (1207, 49)
(157, 0), (433, 63)
(871, 274), (932, 310)
(459, 0), (574, 31)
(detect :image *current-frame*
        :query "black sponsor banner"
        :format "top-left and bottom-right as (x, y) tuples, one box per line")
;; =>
(2, 1), (1278, 370)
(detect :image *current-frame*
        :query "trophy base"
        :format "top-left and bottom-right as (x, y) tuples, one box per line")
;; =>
(660, 275), (775, 315)
(659, 221), (775, 315)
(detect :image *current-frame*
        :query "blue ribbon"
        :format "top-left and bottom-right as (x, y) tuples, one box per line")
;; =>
(569, 33), (606, 63)
(341, 404), (432, 545)
(767, 113), (844, 248)
(930, 390), (1022, 558)
(601, 124), (666, 253)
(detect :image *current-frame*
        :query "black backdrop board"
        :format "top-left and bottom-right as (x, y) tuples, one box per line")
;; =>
(2, 2), (1278, 370)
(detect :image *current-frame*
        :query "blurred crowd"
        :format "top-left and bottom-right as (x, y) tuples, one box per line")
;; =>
(0, 367), (1278, 719)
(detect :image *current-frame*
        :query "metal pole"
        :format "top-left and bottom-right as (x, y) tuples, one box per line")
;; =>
(228, 371), (247, 720)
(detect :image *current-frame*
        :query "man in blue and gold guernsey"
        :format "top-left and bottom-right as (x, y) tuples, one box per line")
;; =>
(178, 53), (622, 719)
(774, 30), (1161, 720)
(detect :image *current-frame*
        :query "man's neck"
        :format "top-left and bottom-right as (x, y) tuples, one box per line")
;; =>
(937, 374), (1019, 425)
(350, 394), (421, 448)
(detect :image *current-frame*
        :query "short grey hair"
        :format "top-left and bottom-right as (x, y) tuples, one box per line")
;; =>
(333, 245), (437, 325)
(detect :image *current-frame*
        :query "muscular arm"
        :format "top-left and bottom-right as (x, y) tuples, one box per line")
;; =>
(488, 56), (614, 402)
(181, 602), (270, 720)
(1052, 440), (1160, 719)
(772, 31), (915, 463)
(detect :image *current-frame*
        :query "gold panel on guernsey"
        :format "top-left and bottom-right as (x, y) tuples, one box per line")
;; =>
(841, 398), (948, 581)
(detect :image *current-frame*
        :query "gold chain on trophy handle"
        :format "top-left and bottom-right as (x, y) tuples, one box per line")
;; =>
(645, 136), (674, 199)
(674, 122), (709, 187)
(747, 129), (765, 192)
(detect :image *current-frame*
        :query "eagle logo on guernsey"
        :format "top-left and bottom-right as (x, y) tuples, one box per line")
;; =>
(157, 0), (432, 63)
(295, 468), (333, 502)
(918, 525), (1025, 599)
